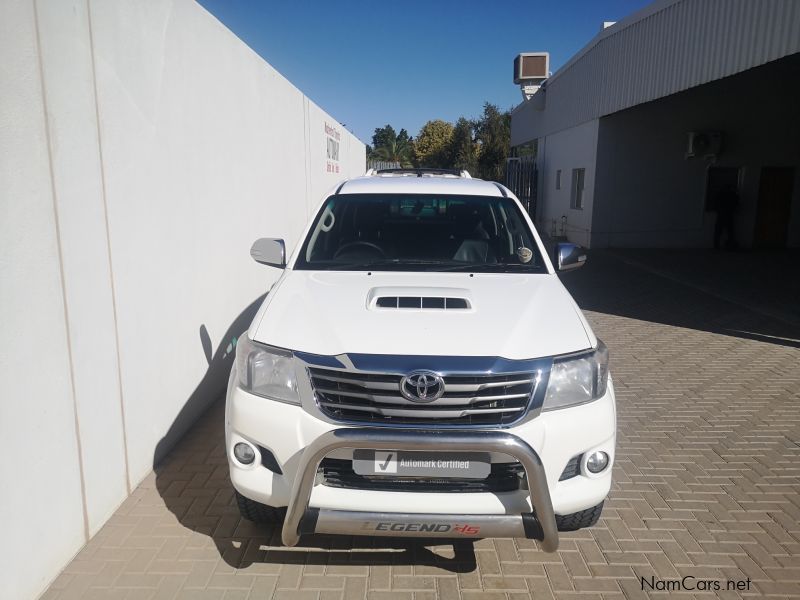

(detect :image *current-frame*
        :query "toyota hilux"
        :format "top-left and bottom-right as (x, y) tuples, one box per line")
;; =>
(226, 168), (615, 551)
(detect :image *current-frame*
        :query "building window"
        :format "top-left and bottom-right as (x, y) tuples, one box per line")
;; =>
(555, 169), (561, 190)
(570, 168), (585, 209)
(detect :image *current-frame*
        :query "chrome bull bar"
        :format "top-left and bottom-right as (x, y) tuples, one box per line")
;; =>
(281, 428), (559, 552)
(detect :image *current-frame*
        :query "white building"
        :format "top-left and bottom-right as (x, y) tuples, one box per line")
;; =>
(511, 0), (800, 249)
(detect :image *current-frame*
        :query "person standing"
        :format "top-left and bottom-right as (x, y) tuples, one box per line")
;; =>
(713, 184), (739, 250)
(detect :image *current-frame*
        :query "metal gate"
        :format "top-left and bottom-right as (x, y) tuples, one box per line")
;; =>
(505, 156), (537, 217)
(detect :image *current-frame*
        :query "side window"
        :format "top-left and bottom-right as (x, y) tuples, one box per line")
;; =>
(570, 168), (585, 210)
(555, 169), (561, 190)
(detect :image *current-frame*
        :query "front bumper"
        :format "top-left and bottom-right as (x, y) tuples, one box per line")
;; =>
(226, 376), (616, 549)
(283, 427), (558, 550)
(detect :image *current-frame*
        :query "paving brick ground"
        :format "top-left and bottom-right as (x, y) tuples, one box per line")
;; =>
(42, 250), (800, 599)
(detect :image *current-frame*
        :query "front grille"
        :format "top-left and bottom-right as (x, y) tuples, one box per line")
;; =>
(319, 458), (525, 492)
(309, 367), (536, 426)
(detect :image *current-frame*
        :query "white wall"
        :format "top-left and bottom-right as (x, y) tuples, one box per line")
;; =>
(0, 2), (89, 597)
(0, 1), (365, 598)
(535, 119), (599, 247)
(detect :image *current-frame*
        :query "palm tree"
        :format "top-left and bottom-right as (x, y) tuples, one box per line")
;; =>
(372, 138), (414, 168)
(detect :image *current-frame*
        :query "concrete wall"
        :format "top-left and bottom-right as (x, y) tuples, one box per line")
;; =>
(591, 53), (800, 248)
(0, 1), (364, 598)
(0, 3), (90, 596)
(535, 119), (599, 247)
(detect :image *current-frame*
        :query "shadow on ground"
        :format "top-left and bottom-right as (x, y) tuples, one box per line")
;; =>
(153, 295), (477, 573)
(560, 248), (800, 348)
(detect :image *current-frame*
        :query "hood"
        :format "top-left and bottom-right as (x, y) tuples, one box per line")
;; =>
(250, 271), (594, 360)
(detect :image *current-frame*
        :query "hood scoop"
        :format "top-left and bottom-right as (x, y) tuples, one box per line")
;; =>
(367, 286), (473, 311)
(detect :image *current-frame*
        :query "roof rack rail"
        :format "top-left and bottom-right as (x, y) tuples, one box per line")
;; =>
(373, 168), (472, 179)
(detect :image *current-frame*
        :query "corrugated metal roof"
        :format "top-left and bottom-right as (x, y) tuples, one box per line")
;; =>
(511, 0), (800, 144)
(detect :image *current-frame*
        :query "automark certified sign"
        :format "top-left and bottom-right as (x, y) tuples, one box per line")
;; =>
(353, 450), (491, 479)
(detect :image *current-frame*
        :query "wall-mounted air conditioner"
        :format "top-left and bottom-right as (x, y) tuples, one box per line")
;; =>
(514, 53), (549, 101)
(685, 131), (723, 160)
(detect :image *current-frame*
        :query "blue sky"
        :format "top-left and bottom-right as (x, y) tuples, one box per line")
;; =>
(197, 0), (651, 145)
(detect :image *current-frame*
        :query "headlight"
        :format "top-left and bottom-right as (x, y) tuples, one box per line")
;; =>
(235, 335), (300, 405)
(542, 341), (609, 411)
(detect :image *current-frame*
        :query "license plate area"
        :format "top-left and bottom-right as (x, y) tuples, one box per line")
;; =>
(352, 450), (491, 479)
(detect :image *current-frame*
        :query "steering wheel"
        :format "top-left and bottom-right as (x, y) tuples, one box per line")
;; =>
(333, 241), (387, 260)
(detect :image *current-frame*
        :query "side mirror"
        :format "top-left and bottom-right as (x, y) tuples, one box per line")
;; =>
(554, 242), (587, 271)
(250, 238), (286, 268)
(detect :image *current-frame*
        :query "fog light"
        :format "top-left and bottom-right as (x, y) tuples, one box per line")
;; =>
(233, 442), (256, 465)
(586, 451), (609, 474)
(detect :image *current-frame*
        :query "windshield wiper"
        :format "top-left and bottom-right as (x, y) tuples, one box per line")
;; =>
(435, 262), (544, 272)
(315, 259), (453, 271)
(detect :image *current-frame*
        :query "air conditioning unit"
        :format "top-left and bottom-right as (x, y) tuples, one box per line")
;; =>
(514, 52), (549, 100)
(685, 131), (723, 160)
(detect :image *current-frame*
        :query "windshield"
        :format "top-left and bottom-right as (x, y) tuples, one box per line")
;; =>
(294, 193), (547, 272)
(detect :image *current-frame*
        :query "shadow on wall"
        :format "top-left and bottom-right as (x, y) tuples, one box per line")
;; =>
(152, 293), (266, 467)
(559, 249), (800, 349)
(153, 295), (477, 572)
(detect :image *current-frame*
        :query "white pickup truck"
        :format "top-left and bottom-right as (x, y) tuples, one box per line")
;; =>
(226, 169), (615, 551)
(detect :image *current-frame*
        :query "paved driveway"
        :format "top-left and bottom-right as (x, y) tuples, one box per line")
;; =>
(43, 250), (800, 599)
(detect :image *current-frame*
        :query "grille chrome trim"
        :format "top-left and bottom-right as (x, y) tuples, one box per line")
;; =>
(318, 402), (525, 419)
(311, 370), (536, 393)
(307, 360), (550, 427)
(310, 374), (399, 390)
(314, 387), (532, 405)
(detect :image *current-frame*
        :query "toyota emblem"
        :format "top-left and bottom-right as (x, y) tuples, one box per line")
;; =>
(400, 370), (445, 403)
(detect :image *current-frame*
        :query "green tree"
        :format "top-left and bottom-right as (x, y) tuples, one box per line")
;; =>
(369, 125), (414, 166)
(474, 103), (511, 182)
(413, 120), (454, 168)
(372, 137), (414, 167)
(371, 124), (397, 150)
(450, 117), (478, 174)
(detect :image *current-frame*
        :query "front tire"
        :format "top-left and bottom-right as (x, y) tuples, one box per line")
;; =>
(235, 491), (285, 524)
(555, 501), (604, 531)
